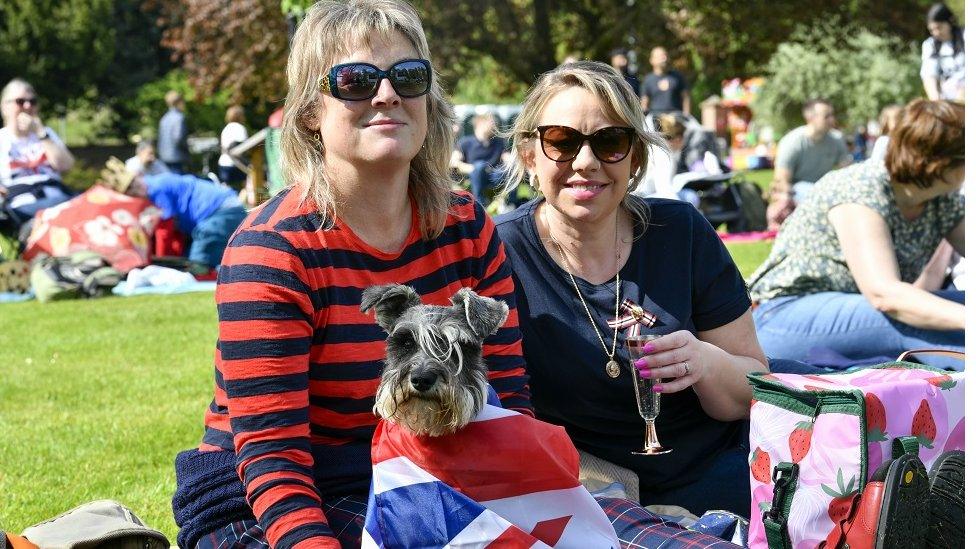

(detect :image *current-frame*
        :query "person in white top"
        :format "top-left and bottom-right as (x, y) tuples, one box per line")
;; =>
(217, 105), (248, 186)
(0, 78), (75, 232)
(124, 139), (170, 177)
(921, 3), (965, 101)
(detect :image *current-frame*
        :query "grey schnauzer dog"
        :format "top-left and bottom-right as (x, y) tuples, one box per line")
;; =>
(360, 284), (509, 437)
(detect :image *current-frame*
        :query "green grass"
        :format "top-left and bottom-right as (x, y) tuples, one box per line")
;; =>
(0, 197), (772, 539)
(0, 293), (217, 540)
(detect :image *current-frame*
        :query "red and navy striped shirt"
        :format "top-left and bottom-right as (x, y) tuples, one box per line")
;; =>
(197, 187), (532, 547)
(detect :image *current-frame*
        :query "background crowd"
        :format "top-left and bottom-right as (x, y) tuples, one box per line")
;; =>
(0, 0), (967, 547)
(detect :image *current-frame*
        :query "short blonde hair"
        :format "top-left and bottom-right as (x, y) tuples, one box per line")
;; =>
(225, 105), (245, 124)
(280, 0), (456, 239)
(1, 78), (34, 103)
(503, 61), (665, 229)
(164, 90), (183, 108)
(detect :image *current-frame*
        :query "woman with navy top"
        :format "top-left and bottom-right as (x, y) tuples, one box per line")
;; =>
(495, 61), (768, 517)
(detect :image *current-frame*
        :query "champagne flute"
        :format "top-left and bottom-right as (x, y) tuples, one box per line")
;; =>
(624, 334), (671, 455)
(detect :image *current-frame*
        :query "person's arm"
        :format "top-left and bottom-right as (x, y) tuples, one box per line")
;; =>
(450, 149), (473, 175)
(946, 219), (964, 256)
(21, 114), (74, 172)
(923, 77), (942, 100)
(913, 239), (955, 291)
(39, 132), (74, 172)
(217, 229), (341, 548)
(471, 204), (533, 415)
(920, 40), (942, 100)
(829, 203), (964, 329)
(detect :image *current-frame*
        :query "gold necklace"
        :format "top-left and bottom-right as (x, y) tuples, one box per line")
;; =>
(545, 206), (622, 378)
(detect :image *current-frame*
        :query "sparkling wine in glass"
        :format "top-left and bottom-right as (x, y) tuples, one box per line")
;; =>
(624, 334), (671, 455)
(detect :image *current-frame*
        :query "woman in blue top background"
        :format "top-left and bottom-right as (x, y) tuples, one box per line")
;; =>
(494, 61), (768, 517)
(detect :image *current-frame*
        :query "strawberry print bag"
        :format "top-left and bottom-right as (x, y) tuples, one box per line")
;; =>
(746, 354), (963, 549)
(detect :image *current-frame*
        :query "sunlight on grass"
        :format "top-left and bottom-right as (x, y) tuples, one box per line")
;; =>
(0, 227), (772, 540)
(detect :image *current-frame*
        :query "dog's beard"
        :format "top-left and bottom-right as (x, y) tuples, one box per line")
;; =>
(374, 370), (486, 437)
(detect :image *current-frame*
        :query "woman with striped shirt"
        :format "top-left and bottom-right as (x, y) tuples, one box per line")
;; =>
(171, 1), (530, 547)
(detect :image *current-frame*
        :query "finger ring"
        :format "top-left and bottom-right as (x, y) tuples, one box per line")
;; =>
(683, 362), (690, 376)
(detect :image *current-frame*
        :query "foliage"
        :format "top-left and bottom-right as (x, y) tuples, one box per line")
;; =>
(124, 71), (232, 140)
(451, 56), (530, 105)
(0, 0), (171, 128)
(0, 0), (115, 115)
(753, 20), (922, 133)
(151, 0), (289, 121)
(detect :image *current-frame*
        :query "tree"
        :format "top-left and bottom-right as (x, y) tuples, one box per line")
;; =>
(164, 0), (943, 113)
(752, 20), (922, 134)
(0, 0), (115, 114)
(153, 0), (290, 120)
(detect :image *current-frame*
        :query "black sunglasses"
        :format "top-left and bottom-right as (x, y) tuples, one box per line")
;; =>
(8, 97), (38, 107)
(320, 59), (432, 101)
(536, 125), (636, 164)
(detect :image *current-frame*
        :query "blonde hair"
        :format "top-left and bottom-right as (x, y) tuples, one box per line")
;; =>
(164, 90), (183, 108)
(656, 113), (686, 140)
(280, 0), (456, 239)
(1, 78), (34, 103)
(225, 105), (245, 124)
(502, 61), (665, 229)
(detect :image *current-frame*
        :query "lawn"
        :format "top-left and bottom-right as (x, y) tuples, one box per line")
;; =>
(0, 175), (773, 540)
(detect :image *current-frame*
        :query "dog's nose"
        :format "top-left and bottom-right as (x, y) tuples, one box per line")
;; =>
(409, 369), (438, 392)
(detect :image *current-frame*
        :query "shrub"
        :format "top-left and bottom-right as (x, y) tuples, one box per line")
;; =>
(753, 19), (922, 134)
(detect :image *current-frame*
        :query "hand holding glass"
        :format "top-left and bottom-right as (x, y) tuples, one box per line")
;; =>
(624, 334), (671, 455)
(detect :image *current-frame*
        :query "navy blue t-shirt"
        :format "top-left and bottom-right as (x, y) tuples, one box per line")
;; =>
(495, 197), (751, 495)
(641, 70), (686, 113)
(457, 135), (506, 167)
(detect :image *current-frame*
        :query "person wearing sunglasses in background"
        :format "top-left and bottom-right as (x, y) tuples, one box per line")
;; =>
(0, 78), (75, 239)
(170, 1), (532, 547)
(495, 61), (767, 523)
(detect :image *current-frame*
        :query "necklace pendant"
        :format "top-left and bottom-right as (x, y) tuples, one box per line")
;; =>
(606, 359), (621, 378)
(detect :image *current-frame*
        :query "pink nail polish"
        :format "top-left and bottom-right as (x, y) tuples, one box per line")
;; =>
(643, 343), (656, 353)
(652, 385), (663, 393)
(635, 358), (647, 368)
(640, 370), (653, 379)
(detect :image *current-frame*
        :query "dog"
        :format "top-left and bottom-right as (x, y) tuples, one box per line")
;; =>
(360, 283), (509, 437)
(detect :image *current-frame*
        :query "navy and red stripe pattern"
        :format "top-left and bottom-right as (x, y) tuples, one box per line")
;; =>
(197, 187), (531, 548)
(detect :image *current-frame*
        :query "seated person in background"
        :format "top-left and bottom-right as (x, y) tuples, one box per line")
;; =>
(0, 78), (74, 232)
(496, 61), (768, 518)
(450, 113), (514, 208)
(125, 139), (170, 177)
(103, 159), (246, 268)
(766, 98), (849, 230)
(633, 114), (723, 206)
(749, 99), (964, 369)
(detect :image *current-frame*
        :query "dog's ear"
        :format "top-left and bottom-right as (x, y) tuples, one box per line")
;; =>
(361, 284), (422, 333)
(450, 287), (509, 340)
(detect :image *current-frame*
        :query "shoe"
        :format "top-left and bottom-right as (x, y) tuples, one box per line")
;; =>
(925, 451), (964, 548)
(821, 480), (884, 549)
(874, 454), (930, 549)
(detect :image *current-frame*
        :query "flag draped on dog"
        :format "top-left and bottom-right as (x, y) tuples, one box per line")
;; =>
(363, 396), (620, 548)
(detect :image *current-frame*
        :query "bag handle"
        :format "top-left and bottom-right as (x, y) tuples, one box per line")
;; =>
(897, 349), (965, 362)
(763, 462), (800, 549)
(892, 436), (920, 459)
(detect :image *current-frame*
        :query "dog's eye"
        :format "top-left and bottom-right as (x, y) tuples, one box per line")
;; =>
(391, 333), (416, 351)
